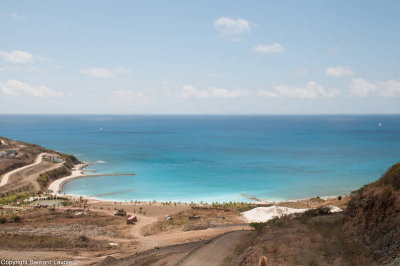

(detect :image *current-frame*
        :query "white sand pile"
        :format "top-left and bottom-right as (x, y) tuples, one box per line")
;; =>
(242, 206), (308, 223)
(242, 205), (343, 223)
(325, 205), (343, 213)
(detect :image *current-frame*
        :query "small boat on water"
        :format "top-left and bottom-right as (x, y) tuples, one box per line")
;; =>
(100, 127), (103, 132)
(378, 123), (382, 127)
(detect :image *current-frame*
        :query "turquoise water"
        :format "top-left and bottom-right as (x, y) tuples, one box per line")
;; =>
(0, 115), (399, 203)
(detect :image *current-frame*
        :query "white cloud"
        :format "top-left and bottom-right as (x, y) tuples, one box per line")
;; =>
(171, 85), (247, 99)
(258, 81), (340, 99)
(349, 78), (376, 97)
(378, 80), (400, 97)
(325, 66), (354, 77)
(349, 78), (400, 97)
(0, 79), (67, 97)
(0, 50), (34, 63)
(294, 67), (308, 75)
(113, 90), (146, 98)
(253, 43), (284, 54)
(214, 17), (251, 36)
(80, 67), (130, 78)
(9, 13), (26, 20)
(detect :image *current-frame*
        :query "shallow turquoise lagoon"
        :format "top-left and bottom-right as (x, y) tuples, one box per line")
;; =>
(0, 115), (399, 202)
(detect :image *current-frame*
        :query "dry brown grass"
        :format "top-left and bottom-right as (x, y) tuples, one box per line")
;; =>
(278, 195), (350, 210)
(1, 208), (123, 227)
(0, 208), (129, 250)
(236, 213), (377, 266)
(0, 233), (107, 251)
(141, 207), (243, 235)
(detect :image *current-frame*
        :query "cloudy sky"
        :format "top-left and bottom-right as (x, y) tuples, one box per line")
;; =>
(1, 0), (400, 114)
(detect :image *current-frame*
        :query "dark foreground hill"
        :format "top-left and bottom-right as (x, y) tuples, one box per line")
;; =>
(230, 163), (400, 265)
(345, 163), (400, 264)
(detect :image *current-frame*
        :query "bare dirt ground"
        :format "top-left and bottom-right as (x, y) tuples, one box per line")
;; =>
(0, 202), (251, 265)
(0, 191), (348, 266)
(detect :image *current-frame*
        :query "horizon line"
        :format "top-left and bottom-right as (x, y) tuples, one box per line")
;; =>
(0, 113), (399, 116)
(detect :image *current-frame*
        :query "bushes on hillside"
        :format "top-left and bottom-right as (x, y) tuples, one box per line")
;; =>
(37, 166), (71, 189)
(0, 193), (31, 205)
(250, 216), (288, 233)
(60, 154), (81, 169)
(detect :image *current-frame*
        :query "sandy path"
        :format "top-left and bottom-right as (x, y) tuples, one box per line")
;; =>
(179, 230), (249, 266)
(0, 152), (46, 187)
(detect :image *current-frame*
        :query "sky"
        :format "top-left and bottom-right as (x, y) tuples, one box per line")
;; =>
(0, 0), (400, 114)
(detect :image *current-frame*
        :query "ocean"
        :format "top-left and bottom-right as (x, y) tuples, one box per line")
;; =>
(0, 115), (399, 203)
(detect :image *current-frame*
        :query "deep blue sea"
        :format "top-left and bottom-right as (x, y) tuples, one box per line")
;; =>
(0, 115), (399, 203)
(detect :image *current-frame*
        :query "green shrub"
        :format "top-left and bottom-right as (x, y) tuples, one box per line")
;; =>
(296, 206), (332, 224)
(77, 235), (89, 242)
(60, 154), (81, 169)
(12, 215), (21, 222)
(0, 193), (30, 205)
(303, 206), (331, 217)
(250, 216), (288, 233)
(250, 222), (268, 233)
(37, 166), (71, 189)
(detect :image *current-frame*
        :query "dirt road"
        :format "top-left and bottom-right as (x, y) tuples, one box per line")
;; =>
(97, 230), (250, 266)
(178, 230), (250, 266)
(0, 152), (46, 187)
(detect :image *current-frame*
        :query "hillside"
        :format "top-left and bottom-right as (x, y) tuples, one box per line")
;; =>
(221, 163), (400, 265)
(345, 163), (400, 264)
(0, 136), (81, 196)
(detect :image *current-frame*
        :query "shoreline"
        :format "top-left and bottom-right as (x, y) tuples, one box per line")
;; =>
(48, 163), (347, 206)
(48, 163), (88, 195)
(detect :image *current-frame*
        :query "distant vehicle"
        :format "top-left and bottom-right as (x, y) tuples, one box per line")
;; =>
(127, 215), (137, 224)
(36, 204), (48, 208)
(114, 209), (127, 216)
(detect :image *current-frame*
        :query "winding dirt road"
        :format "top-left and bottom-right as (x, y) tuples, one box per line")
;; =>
(0, 152), (46, 187)
(178, 230), (250, 266)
